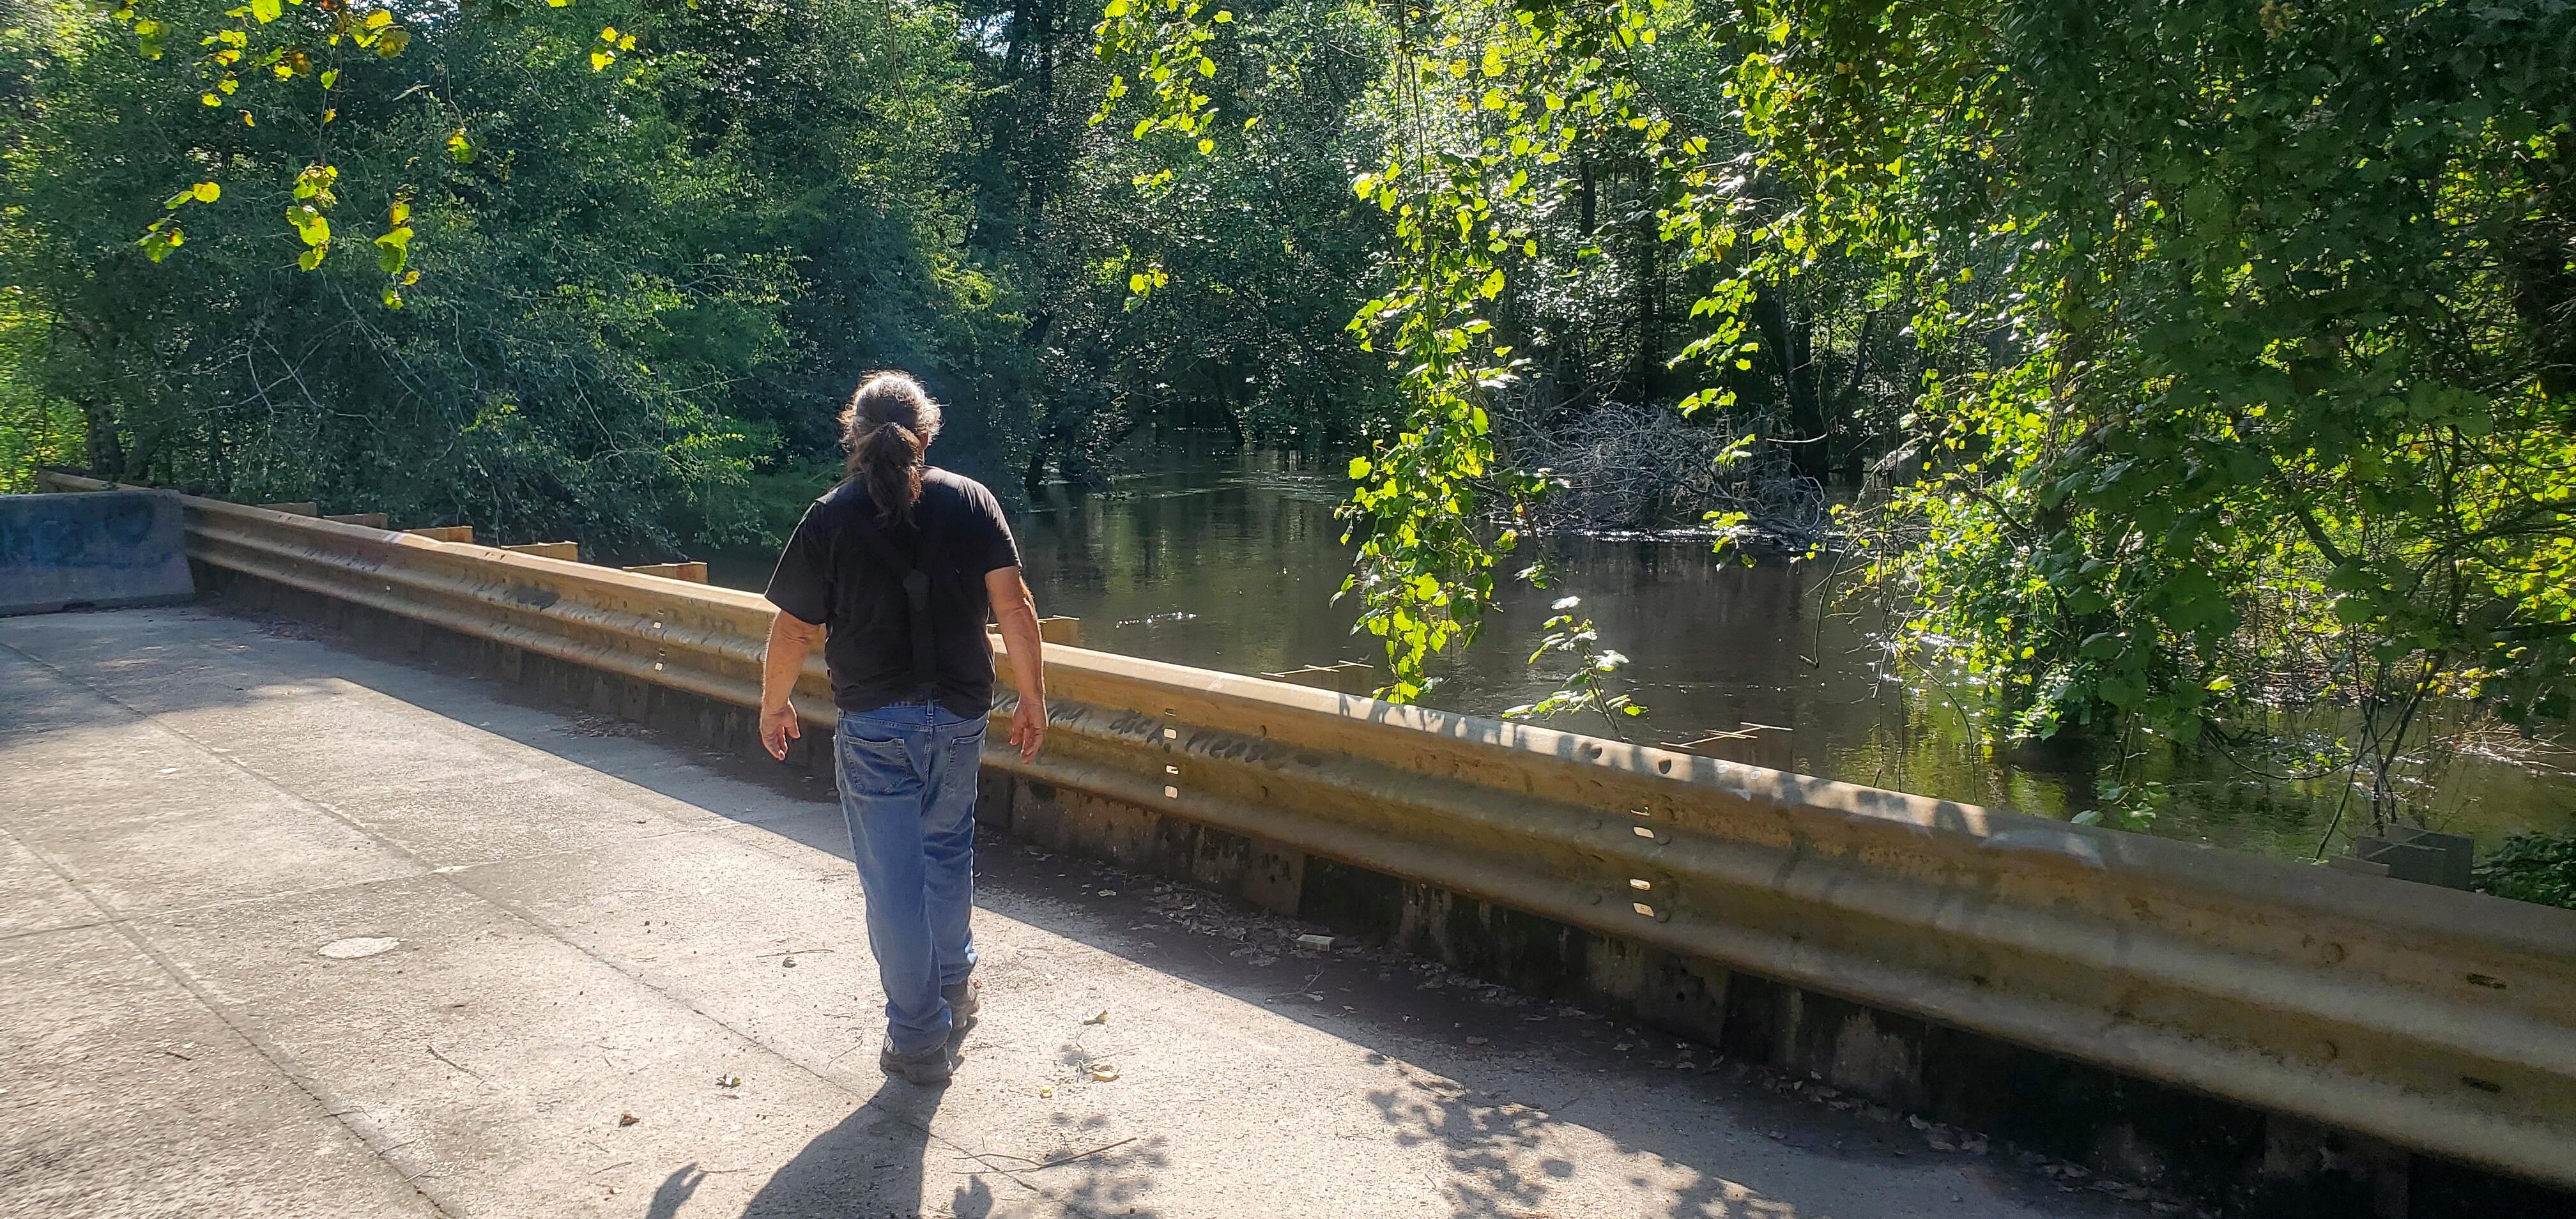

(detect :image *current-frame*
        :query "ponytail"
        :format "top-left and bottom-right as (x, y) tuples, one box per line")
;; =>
(838, 371), (944, 526)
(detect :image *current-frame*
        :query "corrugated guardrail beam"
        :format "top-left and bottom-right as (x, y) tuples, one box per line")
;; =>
(27, 470), (2576, 1188)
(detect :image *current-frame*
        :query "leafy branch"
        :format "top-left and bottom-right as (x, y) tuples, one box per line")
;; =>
(1503, 594), (1643, 732)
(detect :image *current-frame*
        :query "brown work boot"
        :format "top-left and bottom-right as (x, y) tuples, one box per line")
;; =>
(878, 1041), (954, 1085)
(944, 976), (981, 1043)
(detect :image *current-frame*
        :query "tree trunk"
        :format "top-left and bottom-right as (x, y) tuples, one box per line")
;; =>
(77, 397), (123, 478)
(1022, 429), (1051, 498)
(1752, 293), (1828, 478)
(1577, 157), (1597, 236)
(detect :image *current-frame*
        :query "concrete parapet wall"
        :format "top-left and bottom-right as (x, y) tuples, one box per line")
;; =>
(0, 488), (195, 615)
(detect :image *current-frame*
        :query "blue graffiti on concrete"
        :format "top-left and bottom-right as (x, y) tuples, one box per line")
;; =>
(0, 490), (195, 614)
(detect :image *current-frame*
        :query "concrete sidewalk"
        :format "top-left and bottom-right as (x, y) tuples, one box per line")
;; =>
(0, 608), (2152, 1218)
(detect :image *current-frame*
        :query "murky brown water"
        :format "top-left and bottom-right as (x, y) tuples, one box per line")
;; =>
(718, 451), (2576, 861)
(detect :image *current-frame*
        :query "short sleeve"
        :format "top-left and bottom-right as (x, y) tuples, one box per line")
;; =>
(960, 482), (1021, 576)
(763, 504), (832, 625)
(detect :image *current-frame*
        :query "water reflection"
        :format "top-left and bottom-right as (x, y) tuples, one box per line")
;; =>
(723, 450), (2576, 859)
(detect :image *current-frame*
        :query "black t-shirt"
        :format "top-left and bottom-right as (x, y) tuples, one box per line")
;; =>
(763, 470), (1022, 718)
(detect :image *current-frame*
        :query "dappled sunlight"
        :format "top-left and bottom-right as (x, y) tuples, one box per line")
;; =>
(1363, 1058), (1782, 1219)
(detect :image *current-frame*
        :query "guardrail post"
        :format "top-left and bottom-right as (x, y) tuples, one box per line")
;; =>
(502, 541), (581, 562)
(1037, 617), (1082, 647)
(1259, 660), (1375, 696)
(2354, 828), (2476, 889)
(405, 525), (474, 544)
(622, 562), (709, 584)
(1666, 723), (1794, 771)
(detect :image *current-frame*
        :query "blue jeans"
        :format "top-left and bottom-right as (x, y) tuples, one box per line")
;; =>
(834, 700), (985, 1054)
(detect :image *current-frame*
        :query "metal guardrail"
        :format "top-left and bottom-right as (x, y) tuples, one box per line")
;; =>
(30, 471), (2576, 1186)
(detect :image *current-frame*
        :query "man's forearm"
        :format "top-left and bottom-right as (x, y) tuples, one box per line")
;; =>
(993, 594), (1045, 705)
(762, 613), (819, 711)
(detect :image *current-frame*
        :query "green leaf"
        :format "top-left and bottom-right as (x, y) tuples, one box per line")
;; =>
(287, 209), (329, 246)
(138, 226), (183, 261)
(374, 231), (410, 275)
(1347, 456), (1371, 479)
(296, 246), (325, 271)
(250, 0), (279, 20)
(190, 181), (220, 203)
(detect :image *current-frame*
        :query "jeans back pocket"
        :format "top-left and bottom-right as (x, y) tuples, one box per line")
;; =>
(837, 729), (912, 795)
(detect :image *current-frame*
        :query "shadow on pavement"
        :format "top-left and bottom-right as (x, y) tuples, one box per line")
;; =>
(724, 1080), (947, 1219)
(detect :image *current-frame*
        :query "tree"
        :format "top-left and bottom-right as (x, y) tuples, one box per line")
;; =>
(1, 0), (1016, 549)
(1099, 0), (2576, 823)
(1736, 0), (2576, 831)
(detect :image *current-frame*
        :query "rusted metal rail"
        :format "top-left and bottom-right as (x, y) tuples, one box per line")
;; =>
(31, 471), (2576, 1187)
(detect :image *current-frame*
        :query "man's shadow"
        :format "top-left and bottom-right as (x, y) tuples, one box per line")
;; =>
(645, 1078), (999, 1219)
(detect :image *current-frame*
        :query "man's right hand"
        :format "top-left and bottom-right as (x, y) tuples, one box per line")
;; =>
(1009, 697), (1046, 763)
(760, 702), (802, 760)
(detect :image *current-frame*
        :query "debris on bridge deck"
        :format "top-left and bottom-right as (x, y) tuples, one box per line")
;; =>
(0, 607), (2157, 1219)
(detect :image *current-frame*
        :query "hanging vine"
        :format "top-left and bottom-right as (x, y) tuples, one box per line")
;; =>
(1098, 0), (1693, 713)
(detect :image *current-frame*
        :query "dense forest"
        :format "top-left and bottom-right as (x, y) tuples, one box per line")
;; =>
(4, 0), (2575, 862)
(0, 0), (1380, 546)
(0, 0), (1874, 537)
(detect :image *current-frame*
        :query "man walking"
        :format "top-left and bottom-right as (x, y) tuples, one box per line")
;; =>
(756, 371), (1049, 1085)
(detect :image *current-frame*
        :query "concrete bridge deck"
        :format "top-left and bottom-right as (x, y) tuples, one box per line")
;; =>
(0, 607), (2151, 1218)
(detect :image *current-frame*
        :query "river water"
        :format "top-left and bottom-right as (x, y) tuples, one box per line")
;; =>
(717, 450), (2575, 861)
